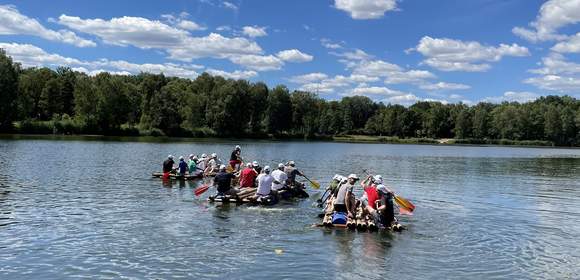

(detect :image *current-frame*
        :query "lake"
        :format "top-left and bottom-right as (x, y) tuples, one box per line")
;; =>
(1, 136), (579, 279)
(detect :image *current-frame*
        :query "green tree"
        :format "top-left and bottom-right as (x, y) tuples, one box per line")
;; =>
(266, 85), (292, 133)
(0, 49), (19, 130)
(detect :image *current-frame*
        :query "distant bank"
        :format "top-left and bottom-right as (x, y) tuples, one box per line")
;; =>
(1, 132), (569, 148)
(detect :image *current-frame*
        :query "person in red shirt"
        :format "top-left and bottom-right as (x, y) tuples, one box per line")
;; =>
(239, 162), (258, 188)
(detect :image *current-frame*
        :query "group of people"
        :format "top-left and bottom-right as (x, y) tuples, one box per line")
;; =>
(324, 173), (397, 228)
(213, 159), (308, 201)
(161, 145), (245, 178)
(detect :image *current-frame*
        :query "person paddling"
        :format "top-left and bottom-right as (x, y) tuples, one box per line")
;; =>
(373, 175), (397, 228)
(214, 165), (239, 197)
(205, 153), (220, 175)
(284, 161), (304, 187)
(197, 154), (207, 174)
(178, 156), (188, 176)
(239, 162), (258, 188)
(162, 155), (175, 179)
(229, 145), (242, 170)
(334, 174), (359, 218)
(271, 163), (288, 192)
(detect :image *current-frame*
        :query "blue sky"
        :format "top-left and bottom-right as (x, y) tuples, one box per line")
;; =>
(0, 0), (579, 105)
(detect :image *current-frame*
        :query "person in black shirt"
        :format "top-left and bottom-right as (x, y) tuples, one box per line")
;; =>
(214, 165), (239, 196)
(229, 145), (242, 171)
(162, 155), (175, 179)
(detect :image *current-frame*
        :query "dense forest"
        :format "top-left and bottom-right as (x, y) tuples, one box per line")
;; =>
(1, 49), (579, 146)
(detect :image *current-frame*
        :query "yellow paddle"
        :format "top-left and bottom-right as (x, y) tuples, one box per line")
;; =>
(301, 174), (320, 189)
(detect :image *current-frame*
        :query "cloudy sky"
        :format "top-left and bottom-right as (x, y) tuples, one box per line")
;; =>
(0, 0), (579, 105)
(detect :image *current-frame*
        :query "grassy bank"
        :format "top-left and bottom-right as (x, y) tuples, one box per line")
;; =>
(9, 120), (565, 147)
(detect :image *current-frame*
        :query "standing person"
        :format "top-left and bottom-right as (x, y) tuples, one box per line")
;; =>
(239, 162), (258, 188)
(254, 166), (274, 198)
(178, 156), (188, 176)
(360, 175), (381, 222)
(162, 155), (175, 179)
(229, 145), (242, 170)
(334, 174), (359, 218)
(271, 163), (288, 191)
(188, 154), (198, 176)
(214, 165), (238, 196)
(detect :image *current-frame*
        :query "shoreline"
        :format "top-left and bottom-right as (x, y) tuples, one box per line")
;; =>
(2, 133), (578, 149)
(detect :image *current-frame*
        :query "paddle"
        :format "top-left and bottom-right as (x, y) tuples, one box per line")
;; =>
(301, 174), (320, 189)
(194, 184), (211, 196)
(362, 169), (415, 214)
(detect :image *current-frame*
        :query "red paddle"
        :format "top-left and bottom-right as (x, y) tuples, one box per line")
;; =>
(194, 184), (210, 196)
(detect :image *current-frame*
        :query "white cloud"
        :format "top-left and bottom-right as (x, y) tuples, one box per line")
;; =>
(0, 42), (201, 79)
(383, 94), (422, 106)
(332, 48), (373, 61)
(229, 54), (284, 71)
(350, 86), (408, 96)
(177, 20), (206, 31)
(384, 70), (436, 84)
(552, 32), (580, 53)
(57, 15), (263, 62)
(483, 91), (540, 103)
(242, 25), (267, 38)
(206, 69), (258, 79)
(526, 53), (580, 92)
(420, 82), (471, 91)
(276, 49), (313, 62)
(512, 0), (580, 42)
(334, 0), (398, 20)
(350, 59), (436, 84)
(216, 25), (231, 31)
(0, 5), (95, 47)
(0, 42), (83, 67)
(529, 53), (580, 76)
(321, 38), (342, 49)
(412, 36), (529, 72)
(525, 75), (580, 92)
(289, 72), (328, 83)
(223, 1), (239, 11)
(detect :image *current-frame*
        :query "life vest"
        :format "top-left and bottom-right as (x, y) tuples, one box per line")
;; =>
(364, 185), (379, 209)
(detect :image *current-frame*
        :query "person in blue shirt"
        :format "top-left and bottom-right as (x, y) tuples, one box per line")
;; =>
(178, 156), (188, 176)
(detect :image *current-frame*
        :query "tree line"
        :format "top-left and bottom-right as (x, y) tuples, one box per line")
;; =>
(1, 49), (579, 146)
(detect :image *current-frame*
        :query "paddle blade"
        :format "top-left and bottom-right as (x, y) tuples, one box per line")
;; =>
(194, 185), (210, 196)
(398, 207), (413, 216)
(394, 195), (415, 212)
(310, 180), (321, 189)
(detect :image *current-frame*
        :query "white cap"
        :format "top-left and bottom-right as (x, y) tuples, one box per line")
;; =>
(219, 164), (226, 171)
(168, 155), (173, 159)
(201, 153), (207, 158)
(333, 174), (342, 181)
(193, 156), (198, 160)
(189, 154), (194, 158)
(211, 153), (217, 158)
(246, 162), (253, 167)
(179, 156), (184, 160)
(348, 174), (359, 180)
(264, 165), (271, 173)
(373, 175), (383, 184)
(235, 145), (241, 150)
(252, 161), (259, 166)
(278, 163), (285, 168)
(288, 160), (295, 166)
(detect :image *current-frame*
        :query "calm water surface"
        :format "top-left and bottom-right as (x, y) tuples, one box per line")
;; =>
(1, 137), (579, 279)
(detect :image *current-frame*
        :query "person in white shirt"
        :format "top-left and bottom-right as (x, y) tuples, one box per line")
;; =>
(271, 163), (288, 191)
(255, 166), (274, 197)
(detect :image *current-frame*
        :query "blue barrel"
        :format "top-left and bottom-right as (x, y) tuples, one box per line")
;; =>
(332, 212), (347, 224)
